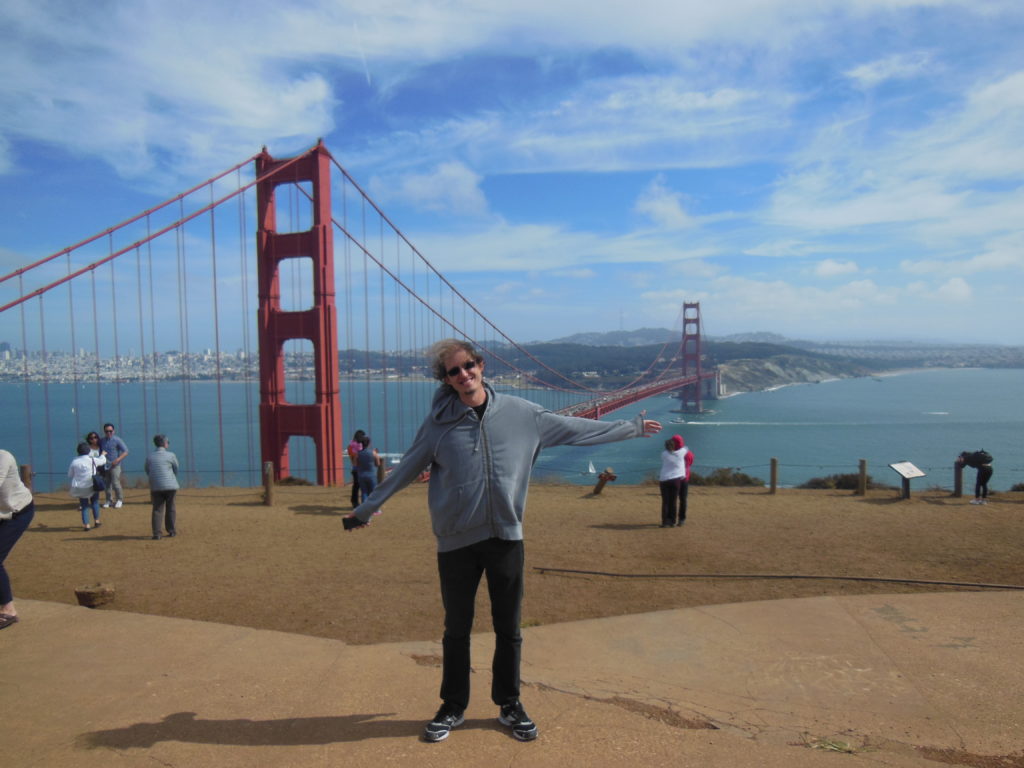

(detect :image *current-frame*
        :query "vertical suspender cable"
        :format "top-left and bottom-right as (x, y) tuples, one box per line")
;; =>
(90, 270), (102, 420)
(18, 276), (34, 476)
(135, 246), (150, 451)
(342, 179), (355, 449)
(208, 188), (227, 484)
(67, 254), (81, 440)
(237, 169), (256, 485)
(379, 217), (388, 455)
(361, 196), (372, 439)
(37, 297), (54, 481)
(146, 219), (160, 432)
(108, 235), (124, 438)
(176, 205), (196, 486)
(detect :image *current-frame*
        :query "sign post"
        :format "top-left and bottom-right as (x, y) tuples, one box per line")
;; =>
(889, 461), (926, 499)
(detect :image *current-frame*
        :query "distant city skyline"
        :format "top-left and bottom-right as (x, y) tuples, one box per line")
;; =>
(1, 1), (1022, 347)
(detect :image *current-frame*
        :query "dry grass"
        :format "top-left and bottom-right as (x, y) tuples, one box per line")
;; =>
(10, 484), (1024, 645)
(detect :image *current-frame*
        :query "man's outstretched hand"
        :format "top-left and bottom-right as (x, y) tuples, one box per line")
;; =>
(639, 410), (663, 437)
(343, 514), (369, 531)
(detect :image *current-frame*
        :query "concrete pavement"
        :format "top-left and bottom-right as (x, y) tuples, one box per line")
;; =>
(2, 591), (1022, 766)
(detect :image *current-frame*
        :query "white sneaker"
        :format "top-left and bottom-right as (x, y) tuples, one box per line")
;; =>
(969, 499), (982, 505)
(114, 500), (123, 509)
(102, 502), (111, 508)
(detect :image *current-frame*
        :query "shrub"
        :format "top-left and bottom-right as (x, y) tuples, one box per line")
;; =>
(798, 473), (893, 491)
(1011, 483), (1024, 492)
(690, 467), (765, 487)
(278, 475), (313, 486)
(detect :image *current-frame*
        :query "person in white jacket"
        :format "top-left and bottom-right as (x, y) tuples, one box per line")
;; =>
(68, 442), (103, 531)
(658, 434), (694, 527)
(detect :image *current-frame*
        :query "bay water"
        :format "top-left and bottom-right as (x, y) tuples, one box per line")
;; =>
(5, 368), (1021, 494)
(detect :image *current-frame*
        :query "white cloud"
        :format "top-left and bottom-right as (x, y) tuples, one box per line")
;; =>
(666, 259), (721, 279)
(814, 258), (859, 277)
(390, 162), (488, 216)
(634, 175), (696, 230)
(909, 276), (973, 302)
(901, 231), (1024, 276)
(551, 267), (597, 279)
(845, 52), (932, 88)
(936, 277), (973, 302)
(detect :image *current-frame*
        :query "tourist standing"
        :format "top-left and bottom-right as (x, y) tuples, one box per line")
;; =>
(99, 423), (129, 508)
(355, 434), (382, 505)
(0, 449), (34, 630)
(957, 449), (994, 504)
(344, 338), (662, 743)
(347, 429), (366, 507)
(145, 435), (179, 540)
(68, 442), (102, 531)
(658, 434), (694, 527)
(85, 431), (108, 474)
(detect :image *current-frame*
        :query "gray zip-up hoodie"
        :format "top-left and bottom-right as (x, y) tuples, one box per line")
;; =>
(352, 383), (646, 552)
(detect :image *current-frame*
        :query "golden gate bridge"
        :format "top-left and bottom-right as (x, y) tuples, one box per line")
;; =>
(0, 143), (717, 489)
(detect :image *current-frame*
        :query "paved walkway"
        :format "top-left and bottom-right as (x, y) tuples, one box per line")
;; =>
(3, 591), (1022, 767)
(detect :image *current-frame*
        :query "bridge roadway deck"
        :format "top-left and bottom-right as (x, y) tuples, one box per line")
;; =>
(560, 372), (717, 419)
(3, 590), (1022, 766)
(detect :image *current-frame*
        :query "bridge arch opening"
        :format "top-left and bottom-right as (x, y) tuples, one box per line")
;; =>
(278, 256), (314, 313)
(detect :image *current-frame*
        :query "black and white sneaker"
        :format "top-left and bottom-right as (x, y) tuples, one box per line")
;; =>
(498, 701), (538, 741)
(423, 705), (465, 743)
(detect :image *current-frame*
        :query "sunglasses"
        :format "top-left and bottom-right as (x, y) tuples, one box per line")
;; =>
(104, 429), (114, 433)
(446, 360), (478, 378)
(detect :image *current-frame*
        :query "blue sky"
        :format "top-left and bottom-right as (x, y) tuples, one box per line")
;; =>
(1, 0), (1022, 347)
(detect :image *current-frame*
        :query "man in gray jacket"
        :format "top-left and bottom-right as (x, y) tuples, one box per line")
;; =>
(345, 339), (662, 743)
(144, 435), (179, 540)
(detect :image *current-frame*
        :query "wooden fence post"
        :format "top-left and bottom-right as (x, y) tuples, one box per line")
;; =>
(19, 464), (32, 493)
(953, 461), (963, 498)
(263, 461), (275, 506)
(769, 457), (778, 494)
(857, 459), (867, 496)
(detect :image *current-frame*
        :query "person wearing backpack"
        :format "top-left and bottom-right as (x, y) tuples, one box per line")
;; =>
(957, 450), (993, 504)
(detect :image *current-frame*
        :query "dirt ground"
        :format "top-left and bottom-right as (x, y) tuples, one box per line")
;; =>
(9, 483), (1024, 645)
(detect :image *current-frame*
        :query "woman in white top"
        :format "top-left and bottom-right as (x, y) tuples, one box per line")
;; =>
(658, 434), (694, 527)
(68, 441), (103, 531)
(0, 449), (34, 630)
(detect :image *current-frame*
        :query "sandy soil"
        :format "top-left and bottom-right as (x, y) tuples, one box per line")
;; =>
(9, 483), (1024, 645)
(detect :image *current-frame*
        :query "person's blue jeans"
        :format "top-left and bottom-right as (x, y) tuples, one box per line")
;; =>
(437, 537), (524, 711)
(0, 501), (34, 605)
(78, 493), (100, 526)
(357, 472), (376, 504)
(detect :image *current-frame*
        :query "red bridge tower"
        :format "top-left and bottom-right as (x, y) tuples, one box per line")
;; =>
(255, 143), (344, 485)
(679, 302), (704, 413)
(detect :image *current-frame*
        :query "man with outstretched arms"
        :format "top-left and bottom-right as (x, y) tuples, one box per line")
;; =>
(345, 338), (662, 743)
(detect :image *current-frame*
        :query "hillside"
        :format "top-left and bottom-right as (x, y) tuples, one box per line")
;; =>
(716, 354), (876, 395)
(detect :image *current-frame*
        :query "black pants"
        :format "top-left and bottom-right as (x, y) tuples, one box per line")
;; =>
(151, 489), (177, 537)
(350, 469), (360, 506)
(437, 538), (524, 711)
(975, 466), (993, 499)
(659, 477), (688, 525)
